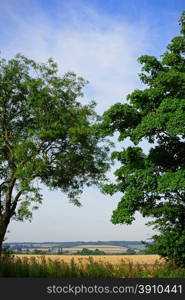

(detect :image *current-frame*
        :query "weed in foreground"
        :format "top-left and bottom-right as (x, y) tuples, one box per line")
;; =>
(0, 255), (185, 278)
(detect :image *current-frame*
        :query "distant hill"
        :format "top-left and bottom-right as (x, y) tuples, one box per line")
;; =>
(63, 244), (129, 254)
(3, 240), (149, 254)
(4, 240), (145, 248)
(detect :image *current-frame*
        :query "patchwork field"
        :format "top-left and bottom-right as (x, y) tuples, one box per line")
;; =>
(62, 244), (128, 254)
(15, 254), (163, 265)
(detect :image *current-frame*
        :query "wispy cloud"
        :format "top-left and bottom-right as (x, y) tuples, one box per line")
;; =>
(0, 0), (151, 113)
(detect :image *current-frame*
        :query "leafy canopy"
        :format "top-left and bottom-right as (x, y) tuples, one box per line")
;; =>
(0, 54), (109, 222)
(101, 12), (185, 266)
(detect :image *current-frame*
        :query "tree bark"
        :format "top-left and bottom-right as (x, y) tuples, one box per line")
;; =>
(0, 177), (18, 255)
(0, 216), (10, 255)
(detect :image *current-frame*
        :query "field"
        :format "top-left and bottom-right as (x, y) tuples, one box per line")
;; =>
(127, 244), (146, 250)
(1, 254), (185, 277)
(5, 241), (147, 254)
(62, 245), (128, 254)
(15, 254), (162, 265)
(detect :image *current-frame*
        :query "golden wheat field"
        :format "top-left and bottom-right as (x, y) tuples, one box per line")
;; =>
(15, 254), (164, 265)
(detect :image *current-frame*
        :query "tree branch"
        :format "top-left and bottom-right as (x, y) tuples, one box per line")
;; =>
(10, 191), (22, 217)
(0, 181), (9, 189)
(5, 177), (16, 215)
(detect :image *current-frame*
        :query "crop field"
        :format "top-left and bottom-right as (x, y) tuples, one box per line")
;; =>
(62, 245), (128, 254)
(1, 254), (185, 277)
(15, 254), (163, 265)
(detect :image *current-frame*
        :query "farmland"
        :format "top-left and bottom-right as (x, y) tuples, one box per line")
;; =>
(4, 241), (147, 254)
(15, 254), (162, 265)
(1, 254), (185, 278)
(62, 244), (129, 254)
(2, 243), (184, 278)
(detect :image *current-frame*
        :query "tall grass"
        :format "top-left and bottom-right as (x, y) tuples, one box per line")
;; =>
(0, 254), (185, 278)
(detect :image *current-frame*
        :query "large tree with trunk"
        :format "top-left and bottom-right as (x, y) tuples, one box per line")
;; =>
(0, 54), (109, 252)
(101, 12), (185, 266)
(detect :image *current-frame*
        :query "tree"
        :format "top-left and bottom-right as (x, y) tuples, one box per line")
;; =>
(101, 12), (185, 266)
(125, 249), (136, 255)
(77, 248), (105, 255)
(0, 54), (109, 253)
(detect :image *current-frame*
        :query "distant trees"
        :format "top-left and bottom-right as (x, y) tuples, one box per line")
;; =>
(125, 249), (136, 255)
(32, 249), (46, 255)
(101, 12), (185, 266)
(76, 248), (106, 255)
(0, 54), (110, 253)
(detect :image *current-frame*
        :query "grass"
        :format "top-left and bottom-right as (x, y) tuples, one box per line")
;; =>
(0, 254), (185, 278)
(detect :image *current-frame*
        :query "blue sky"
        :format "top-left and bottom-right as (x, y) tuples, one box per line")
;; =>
(0, 0), (184, 242)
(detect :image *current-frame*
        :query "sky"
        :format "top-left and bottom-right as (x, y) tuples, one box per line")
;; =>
(0, 0), (184, 242)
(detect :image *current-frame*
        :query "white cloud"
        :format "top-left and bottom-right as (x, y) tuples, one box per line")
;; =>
(1, 0), (150, 113)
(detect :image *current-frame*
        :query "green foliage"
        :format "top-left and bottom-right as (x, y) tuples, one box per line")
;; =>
(125, 249), (137, 255)
(32, 249), (48, 255)
(0, 54), (110, 246)
(76, 248), (106, 255)
(147, 228), (185, 267)
(101, 12), (185, 266)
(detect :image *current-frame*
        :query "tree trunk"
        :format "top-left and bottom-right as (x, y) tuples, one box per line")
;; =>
(0, 216), (10, 255)
(0, 240), (2, 255)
